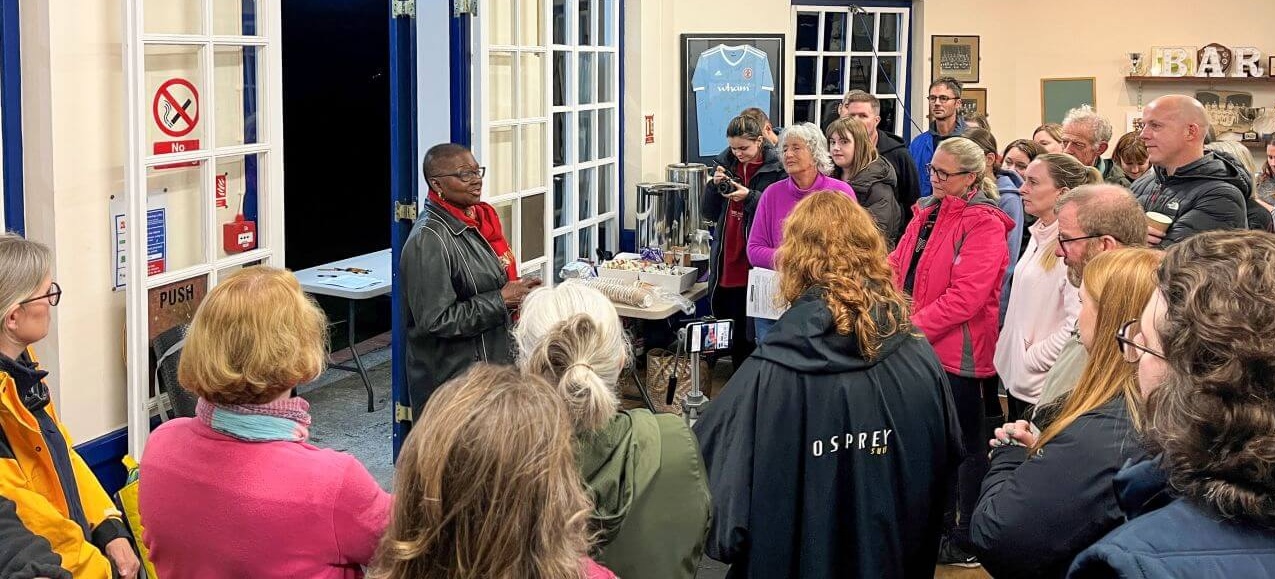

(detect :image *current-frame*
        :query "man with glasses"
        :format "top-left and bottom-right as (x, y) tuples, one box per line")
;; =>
(1061, 105), (1130, 187)
(909, 77), (968, 198)
(400, 143), (541, 420)
(1034, 184), (1146, 421)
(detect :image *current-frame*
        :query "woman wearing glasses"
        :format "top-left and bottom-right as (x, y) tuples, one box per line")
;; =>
(969, 248), (1160, 579)
(401, 143), (542, 416)
(0, 233), (141, 578)
(888, 137), (1013, 567)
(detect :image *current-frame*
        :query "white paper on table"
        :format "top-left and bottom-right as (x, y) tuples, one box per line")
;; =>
(746, 268), (789, 320)
(316, 274), (382, 290)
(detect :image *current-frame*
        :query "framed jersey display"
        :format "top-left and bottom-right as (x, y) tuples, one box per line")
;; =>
(681, 34), (786, 165)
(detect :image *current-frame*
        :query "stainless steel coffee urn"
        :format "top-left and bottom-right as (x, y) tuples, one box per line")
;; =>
(634, 182), (692, 251)
(666, 162), (711, 232)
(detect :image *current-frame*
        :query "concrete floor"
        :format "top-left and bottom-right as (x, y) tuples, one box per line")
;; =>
(300, 347), (989, 579)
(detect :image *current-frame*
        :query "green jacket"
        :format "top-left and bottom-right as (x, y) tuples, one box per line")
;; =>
(577, 410), (711, 579)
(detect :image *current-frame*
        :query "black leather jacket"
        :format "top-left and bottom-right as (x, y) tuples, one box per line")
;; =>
(400, 201), (512, 417)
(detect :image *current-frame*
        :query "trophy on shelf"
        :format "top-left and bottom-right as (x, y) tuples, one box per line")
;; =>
(1128, 52), (1144, 76)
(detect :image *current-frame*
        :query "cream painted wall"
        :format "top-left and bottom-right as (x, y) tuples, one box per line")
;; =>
(916, 0), (1275, 161)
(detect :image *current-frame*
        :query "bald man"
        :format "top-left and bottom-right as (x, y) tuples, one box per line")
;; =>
(1133, 95), (1247, 246)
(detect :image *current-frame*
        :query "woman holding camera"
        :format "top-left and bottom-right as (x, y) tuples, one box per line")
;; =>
(702, 113), (785, 369)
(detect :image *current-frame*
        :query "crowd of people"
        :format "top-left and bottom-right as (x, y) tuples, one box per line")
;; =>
(3, 79), (1275, 579)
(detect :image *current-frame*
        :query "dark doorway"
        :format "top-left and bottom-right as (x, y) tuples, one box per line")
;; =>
(282, 0), (391, 349)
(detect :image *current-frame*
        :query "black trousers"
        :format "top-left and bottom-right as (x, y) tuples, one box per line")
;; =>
(709, 285), (755, 371)
(944, 372), (998, 550)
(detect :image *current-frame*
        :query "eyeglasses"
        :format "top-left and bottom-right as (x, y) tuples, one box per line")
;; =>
(431, 167), (487, 183)
(1057, 233), (1103, 257)
(18, 282), (61, 307)
(1116, 319), (1165, 363)
(926, 95), (959, 104)
(926, 164), (972, 182)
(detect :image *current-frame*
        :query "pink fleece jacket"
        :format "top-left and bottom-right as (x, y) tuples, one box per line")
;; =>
(139, 418), (391, 579)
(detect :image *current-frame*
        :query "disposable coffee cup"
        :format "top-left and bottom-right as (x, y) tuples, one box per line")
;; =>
(1146, 212), (1172, 234)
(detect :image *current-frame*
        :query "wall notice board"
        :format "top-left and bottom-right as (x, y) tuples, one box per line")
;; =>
(1041, 77), (1096, 124)
(681, 33), (786, 166)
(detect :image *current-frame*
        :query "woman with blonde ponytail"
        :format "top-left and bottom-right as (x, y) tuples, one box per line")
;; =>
(994, 153), (1099, 420)
(514, 284), (710, 579)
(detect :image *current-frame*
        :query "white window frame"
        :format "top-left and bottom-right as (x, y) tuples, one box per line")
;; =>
(789, 6), (910, 135)
(473, 0), (619, 283)
(124, 0), (285, 457)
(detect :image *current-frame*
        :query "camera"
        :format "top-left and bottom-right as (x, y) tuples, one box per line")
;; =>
(715, 165), (740, 195)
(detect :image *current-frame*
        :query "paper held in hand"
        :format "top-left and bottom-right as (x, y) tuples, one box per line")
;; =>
(746, 268), (789, 320)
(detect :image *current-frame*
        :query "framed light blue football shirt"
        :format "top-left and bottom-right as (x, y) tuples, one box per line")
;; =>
(691, 45), (775, 156)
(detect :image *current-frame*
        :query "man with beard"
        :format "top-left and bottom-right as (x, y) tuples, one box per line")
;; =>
(909, 77), (967, 198)
(1033, 184), (1146, 423)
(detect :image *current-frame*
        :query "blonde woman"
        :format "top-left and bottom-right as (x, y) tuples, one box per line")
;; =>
(371, 364), (616, 579)
(140, 266), (391, 578)
(514, 284), (709, 579)
(698, 192), (960, 578)
(826, 116), (902, 243)
(995, 153), (1100, 420)
(0, 233), (139, 578)
(971, 249), (1161, 579)
(1032, 123), (1065, 154)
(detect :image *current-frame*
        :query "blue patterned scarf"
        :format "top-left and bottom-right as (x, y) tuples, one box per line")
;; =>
(195, 396), (312, 442)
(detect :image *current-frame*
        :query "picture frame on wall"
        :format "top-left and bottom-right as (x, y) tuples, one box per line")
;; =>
(931, 36), (980, 83)
(959, 88), (987, 117)
(1041, 77), (1097, 124)
(680, 33), (786, 165)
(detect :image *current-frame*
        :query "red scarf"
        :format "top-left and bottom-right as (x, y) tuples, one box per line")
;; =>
(429, 190), (518, 281)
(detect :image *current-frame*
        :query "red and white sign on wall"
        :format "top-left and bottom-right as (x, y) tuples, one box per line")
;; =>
(152, 78), (200, 168)
(215, 173), (228, 208)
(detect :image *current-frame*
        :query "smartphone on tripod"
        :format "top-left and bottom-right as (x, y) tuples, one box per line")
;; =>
(687, 319), (734, 354)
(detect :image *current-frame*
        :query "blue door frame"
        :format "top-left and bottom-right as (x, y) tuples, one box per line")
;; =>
(1, 0), (24, 233)
(388, 1), (419, 459)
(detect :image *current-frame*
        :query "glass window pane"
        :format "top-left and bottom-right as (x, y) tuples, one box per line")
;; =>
(213, 45), (262, 148)
(522, 0), (545, 46)
(519, 53), (545, 118)
(214, 154), (264, 260)
(578, 225), (595, 260)
(600, 0), (616, 46)
(795, 56), (817, 96)
(599, 163), (614, 214)
(578, 0), (593, 45)
(553, 51), (569, 106)
(794, 100), (815, 125)
(879, 13), (902, 52)
(553, 112), (570, 167)
(598, 108), (614, 158)
(822, 56), (844, 96)
(876, 56), (899, 94)
(489, 52), (515, 121)
(851, 13), (876, 52)
(214, 0), (258, 36)
(598, 52), (614, 103)
(522, 122), (546, 191)
(553, 173), (571, 228)
(145, 45), (206, 159)
(795, 13), (819, 51)
(579, 52), (594, 104)
(578, 110), (594, 162)
(848, 56), (871, 92)
(599, 218), (614, 253)
(553, 233), (570, 282)
(553, 0), (568, 44)
(145, 0), (202, 35)
(879, 98), (898, 135)
(216, 259), (264, 282)
(490, 0), (515, 46)
(522, 193), (546, 261)
(578, 167), (595, 220)
(489, 126), (516, 196)
(493, 201), (515, 249)
(146, 161), (206, 275)
(823, 12), (846, 52)
(820, 100), (841, 132)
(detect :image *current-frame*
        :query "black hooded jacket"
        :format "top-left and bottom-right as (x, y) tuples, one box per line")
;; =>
(694, 288), (962, 579)
(1132, 151), (1248, 246)
(877, 130), (921, 226)
(702, 144), (786, 291)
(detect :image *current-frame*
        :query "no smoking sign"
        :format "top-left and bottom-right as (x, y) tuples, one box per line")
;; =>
(152, 78), (200, 167)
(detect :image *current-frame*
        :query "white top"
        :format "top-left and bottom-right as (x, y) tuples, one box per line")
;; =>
(994, 219), (1080, 404)
(294, 249), (392, 300)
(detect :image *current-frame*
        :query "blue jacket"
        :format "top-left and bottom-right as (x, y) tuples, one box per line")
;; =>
(995, 171), (1025, 327)
(1068, 458), (1275, 578)
(908, 117), (968, 198)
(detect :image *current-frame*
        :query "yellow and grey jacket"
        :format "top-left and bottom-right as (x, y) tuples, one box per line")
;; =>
(0, 349), (127, 578)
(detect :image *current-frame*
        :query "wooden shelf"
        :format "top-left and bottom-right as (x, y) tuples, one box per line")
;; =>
(1125, 75), (1275, 84)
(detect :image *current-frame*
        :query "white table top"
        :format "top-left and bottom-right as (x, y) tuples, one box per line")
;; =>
(295, 249), (393, 300)
(613, 282), (710, 321)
